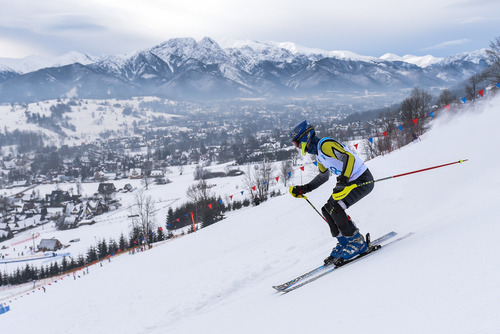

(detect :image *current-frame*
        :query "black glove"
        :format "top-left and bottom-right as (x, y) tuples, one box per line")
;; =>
(289, 185), (310, 198)
(333, 175), (349, 194)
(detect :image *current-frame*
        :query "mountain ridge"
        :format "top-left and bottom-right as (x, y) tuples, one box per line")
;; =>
(0, 37), (489, 102)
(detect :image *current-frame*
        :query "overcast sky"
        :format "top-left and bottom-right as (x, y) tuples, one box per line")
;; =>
(1, 0), (499, 59)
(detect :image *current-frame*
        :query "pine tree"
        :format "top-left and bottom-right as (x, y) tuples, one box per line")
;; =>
(157, 227), (165, 241)
(62, 256), (68, 272)
(97, 239), (108, 259)
(129, 226), (142, 247)
(118, 233), (128, 251)
(86, 246), (98, 263)
(69, 257), (77, 270)
(148, 230), (156, 244)
(53, 262), (60, 276)
(77, 254), (85, 267)
(108, 238), (119, 255)
(39, 266), (47, 279)
(167, 207), (174, 226)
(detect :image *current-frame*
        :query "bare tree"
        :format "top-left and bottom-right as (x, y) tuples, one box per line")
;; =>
(465, 73), (485, 103)
(76, 180), (82, 195)
(142, 160), (152, 190)
(279, 160), (293, 187)
(378, 108), (396, 153)
(129, 191), (156, 244)
(186, 179), (213, 203)
(485, 35), (500, 83)
(242, 165), (256, 196)
(290, 150), (300, 166)
(400, 87), (432, 138)
(363, 139), (379, 161)
(436, 89), (457, 108)
(255, 160), (275, 200)
(194, 164), (205, 180)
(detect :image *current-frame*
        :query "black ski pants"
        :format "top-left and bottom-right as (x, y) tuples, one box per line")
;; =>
(321, 168), (374, 237)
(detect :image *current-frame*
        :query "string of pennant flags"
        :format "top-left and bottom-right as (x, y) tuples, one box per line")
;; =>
(352, 82), (500, 150)
(166, 164), (315, 229)
(0, 245), (149, 308)
(169, 81), (500, 229)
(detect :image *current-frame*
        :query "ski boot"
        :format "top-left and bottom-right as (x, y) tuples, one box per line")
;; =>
(339, 230), (368, 260)
(323, 235), (348, 265)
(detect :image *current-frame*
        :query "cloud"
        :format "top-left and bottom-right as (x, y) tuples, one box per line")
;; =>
(1, 0), (499, 58)
(458, 16), (498, 24)
(44, 15), (107, 34)
(0, 37), (44, 58)
(419, 39), (472, 51)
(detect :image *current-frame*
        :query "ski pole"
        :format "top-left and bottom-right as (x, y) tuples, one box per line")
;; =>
(332, 159), (469, 200)
(303, 196), (328, 222)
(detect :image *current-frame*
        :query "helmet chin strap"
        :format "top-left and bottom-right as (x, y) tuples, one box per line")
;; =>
(301, 141), (307, 156)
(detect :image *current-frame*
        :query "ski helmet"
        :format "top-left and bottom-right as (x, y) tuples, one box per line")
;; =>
(290, 120), (315, 155)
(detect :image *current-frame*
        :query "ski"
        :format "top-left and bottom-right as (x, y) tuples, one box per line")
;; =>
(272, 231), (397, 292)
(280, 232), (414, 293)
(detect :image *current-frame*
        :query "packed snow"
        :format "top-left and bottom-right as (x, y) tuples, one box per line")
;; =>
(2, 95), (500, 333)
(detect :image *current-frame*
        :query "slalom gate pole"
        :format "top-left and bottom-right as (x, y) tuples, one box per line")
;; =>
(358, 159), (469, 188)
(303, 196), (328, 222)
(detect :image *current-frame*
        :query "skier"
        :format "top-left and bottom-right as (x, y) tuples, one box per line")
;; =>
(289, 120), (375, 264)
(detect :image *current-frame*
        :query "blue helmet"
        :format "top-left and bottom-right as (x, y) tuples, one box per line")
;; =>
(290, 120), (315, 155)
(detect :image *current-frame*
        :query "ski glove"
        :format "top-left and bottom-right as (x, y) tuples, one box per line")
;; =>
(333, 175), (349, 192)
(332, 175), (355, 201)
(289, 185), (310, 198)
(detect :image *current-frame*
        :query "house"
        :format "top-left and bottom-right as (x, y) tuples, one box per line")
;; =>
(103, 172), (117, 180)
(0, 222), (13, 241)
(129, 168), (142, 179)
(38, 238), (63, 252)
(79, 219), (96, 226)
(22, 202), (40, 215)
(46, 207), (64, 219)
(150, 170), (164, 179)
(11, 215), (40, 233)
(84, 200), (106, 217)
(62, 216), (78, 229)
(2, 160), (17, 170)
(70, 203), (83, 216)
(47, 190), (71, 207)
(98, 183), (116, 196)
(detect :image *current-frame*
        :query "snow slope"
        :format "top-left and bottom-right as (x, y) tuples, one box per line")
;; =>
(2, 95), (500, 334)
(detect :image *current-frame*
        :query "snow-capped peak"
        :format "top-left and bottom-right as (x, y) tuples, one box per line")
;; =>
(218, 38), (376, 62)
(442, 48), (488, 65)
(51, 51), (96, 67)
(0, 51), (97, 74)
(380, 53), (444, 68)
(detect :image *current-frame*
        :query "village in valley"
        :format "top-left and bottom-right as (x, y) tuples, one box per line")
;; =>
(0, 96), (385, 252)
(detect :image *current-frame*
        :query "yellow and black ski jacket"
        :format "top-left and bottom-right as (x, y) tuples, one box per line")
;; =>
(306, 137), (367, 191)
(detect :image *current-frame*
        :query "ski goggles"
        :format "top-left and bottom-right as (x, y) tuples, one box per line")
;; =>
(292, 137), (308, 156)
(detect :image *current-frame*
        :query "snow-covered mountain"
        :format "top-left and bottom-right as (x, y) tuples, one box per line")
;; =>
(379, 53), (443, 67)
(1, 92), (499, 334)
(0, 51), (97, 74)
(0, 37), (490, 102)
